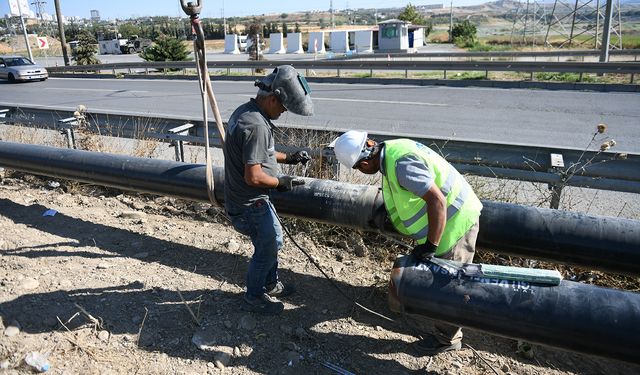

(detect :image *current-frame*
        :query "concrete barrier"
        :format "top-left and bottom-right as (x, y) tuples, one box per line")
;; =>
(355, 30), (374, 53)
(224, 34), (240, 54)
(268, 33), (286, 54)
(308, 32), (326, 54)
(330, 31), (349, 53)
(286, 33), (304, 54)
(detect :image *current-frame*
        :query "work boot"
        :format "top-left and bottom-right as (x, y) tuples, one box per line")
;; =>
(411, 334), (462, 356)
(241, 293), (284, 315)
(265, 281), (296, 298)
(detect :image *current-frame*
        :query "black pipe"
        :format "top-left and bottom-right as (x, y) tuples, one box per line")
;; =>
(1, 141), (640, 275)
(388, 255), (640, 364)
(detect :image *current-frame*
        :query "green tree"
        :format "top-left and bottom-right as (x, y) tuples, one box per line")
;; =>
(294, 22), (301, 33)
(281, 22), (288, 37)
(117, 23), (141, 39)
(72, 30), (100, 65)
(451, 20), (477, 47)
(280, 13), (288, 19)
(398, 3), (426, 25)
(139, 34), (190, 62)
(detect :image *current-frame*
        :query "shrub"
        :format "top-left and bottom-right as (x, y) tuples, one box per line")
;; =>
(139, 34), (190, 62)
(451, 20), (477, 48)
(72, 30), (100, 65)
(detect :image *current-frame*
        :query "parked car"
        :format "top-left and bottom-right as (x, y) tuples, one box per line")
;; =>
(0, 55), (48, 82)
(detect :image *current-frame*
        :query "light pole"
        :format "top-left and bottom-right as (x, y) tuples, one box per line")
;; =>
(449, 0), (454, 43)
(54, 0), (69, 65)
(17, 1), (34, 61)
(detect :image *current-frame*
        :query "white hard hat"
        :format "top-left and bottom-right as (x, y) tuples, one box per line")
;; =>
(331, 130), (369, 168)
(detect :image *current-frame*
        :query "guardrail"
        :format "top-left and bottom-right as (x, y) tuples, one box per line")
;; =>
(336, 49), (640, 61)
(2, 103), (638, 209)
(47, 60), (640, 84)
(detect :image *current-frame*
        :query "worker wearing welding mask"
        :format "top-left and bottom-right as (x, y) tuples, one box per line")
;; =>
(223, 65), (313, 315)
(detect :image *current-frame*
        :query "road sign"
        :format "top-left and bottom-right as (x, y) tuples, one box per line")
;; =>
(37, 36), (49, 49)
(8, 0), (30, 17)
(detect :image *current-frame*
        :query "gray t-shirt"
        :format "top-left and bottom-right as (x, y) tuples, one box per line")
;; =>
(380, 144), (434, 197)
(223, 99), (279, 206)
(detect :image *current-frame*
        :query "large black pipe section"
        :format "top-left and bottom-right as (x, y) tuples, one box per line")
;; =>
(1, 141), (640, 275)
(388, 255), (640, 364)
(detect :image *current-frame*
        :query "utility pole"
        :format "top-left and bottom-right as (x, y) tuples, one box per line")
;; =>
(599, 0), (614, 62)
(449, 0), (454, 42)
(330, 0), (335, 29)
(54, 0), (69, 65)
(222, 0), (226, 37)
(32, 0), (49, 63)
(17, 1), (34, 61)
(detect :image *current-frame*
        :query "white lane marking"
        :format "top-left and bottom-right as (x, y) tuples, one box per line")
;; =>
(45, 87), (148, 93)
(237, 94), (447, 107)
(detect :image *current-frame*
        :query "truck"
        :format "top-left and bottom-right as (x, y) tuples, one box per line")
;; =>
(120, 35), (152, 54)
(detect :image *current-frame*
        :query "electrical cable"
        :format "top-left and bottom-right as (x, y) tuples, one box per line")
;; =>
(269, 203), (395, 322)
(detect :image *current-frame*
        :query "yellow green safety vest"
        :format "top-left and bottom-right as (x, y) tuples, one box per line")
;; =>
(382, 139), (482, 256)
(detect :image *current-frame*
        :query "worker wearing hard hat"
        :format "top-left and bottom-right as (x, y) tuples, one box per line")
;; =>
(332, 130), (483, 355)
(223, 65), (313, 315)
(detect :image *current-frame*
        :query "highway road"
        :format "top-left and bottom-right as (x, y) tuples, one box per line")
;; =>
(1, 77), (639, 153)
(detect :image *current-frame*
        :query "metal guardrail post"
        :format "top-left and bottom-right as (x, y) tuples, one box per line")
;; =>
(444, 69), (447, 79)
(631, 73), (635, 84)
(548, 153), (565, 209)
(58, 117), (79, 149)
(337, 68), (341, 77)
(167, 123), (194, 162)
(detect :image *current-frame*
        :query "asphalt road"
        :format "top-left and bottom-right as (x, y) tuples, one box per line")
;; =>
(1, 77), (639, 153)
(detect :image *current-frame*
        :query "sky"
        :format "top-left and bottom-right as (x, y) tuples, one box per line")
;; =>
(1, 0), (485, 20)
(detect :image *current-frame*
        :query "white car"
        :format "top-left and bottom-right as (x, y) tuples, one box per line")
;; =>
(0, 55), (48, 82)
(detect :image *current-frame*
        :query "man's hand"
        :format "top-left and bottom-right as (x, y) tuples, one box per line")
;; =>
(412, 241), (438, 263)
(284, 150), (311, 165)
(276, 175), (305, 192)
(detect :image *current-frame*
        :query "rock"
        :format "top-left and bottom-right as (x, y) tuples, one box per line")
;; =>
(452, 361), (463, 369)
(4, 321), (20, 337)
(349, 234), (368, 257)
(47, 181), (60, 189)
(502, 364), (510, 373)
(0, 360), (9, 369)
(119, 211), (146, 220)
(238, 315), (256, 331)
(192, 202), (210, 213)
(225, 240), (240, 253)
(98, 330), (110, 342)
(233, 347), (241, 357)
(20, 278), (39, 290)
(213, 347), (232, 368)
(375, 326), (383, 331)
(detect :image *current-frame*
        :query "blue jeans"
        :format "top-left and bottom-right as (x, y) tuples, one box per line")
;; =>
(226, 199), (284, 298)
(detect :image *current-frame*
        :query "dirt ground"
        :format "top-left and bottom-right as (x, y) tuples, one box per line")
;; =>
(0, 171), (639, 375)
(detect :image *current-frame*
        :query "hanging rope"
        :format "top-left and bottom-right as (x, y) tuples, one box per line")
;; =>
(181, 0), (226, 206)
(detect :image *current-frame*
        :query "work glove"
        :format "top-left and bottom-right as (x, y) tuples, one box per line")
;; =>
(276, 175), (305, 192)
(284, 150), (311, 165)
(412, 241), (438, 263)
